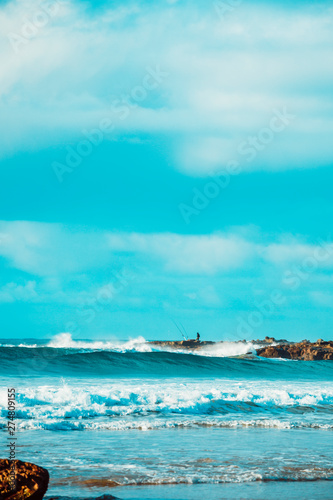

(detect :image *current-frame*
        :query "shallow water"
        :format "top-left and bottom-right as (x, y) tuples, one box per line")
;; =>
(16, 427), (333, 493)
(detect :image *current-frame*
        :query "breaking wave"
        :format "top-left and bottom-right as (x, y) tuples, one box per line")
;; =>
(1, 334), (333, 379)
(1, 380), (332, 432)
(1, 333), (256, 357)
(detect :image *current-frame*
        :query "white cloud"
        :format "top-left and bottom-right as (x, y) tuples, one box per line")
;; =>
(309, 291), (333, 307)
(185, 285), (222, 307)
(0, 220), (111, 276)
(175, 137), (235, 176)
(0, 1), (333, 173)
(107, 232), (256, 273)
(0, 280), (38, 303)
(1, 221), (333, 279)
(264, 241), (333, 268)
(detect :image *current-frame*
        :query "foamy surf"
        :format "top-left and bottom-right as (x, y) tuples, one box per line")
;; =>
(1, 332), (258, 358)
(2, 338), (333, 499)
(1, 380), (332, 433)
(47, 333), (153, 352)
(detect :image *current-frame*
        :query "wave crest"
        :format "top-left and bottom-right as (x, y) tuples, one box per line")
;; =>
(47, 333), (152, 352)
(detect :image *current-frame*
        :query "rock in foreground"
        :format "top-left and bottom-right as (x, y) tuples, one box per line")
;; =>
(0, 459), (49, 500)
(256, 339), (333, 360)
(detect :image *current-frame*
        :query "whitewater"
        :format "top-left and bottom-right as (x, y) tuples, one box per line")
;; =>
(1, 334), (333, 499)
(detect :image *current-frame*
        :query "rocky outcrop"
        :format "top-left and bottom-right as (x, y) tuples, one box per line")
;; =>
(254, 336), (289, 344)
(263, 336), (275, 344)
(149, 338), (333, 360)
(148, 340), (215, 350)
(256, 340), (333, 360)
(0, 459), (49, 500)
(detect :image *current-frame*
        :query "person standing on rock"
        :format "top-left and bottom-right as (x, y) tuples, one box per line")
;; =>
(196, 332), (200, 342)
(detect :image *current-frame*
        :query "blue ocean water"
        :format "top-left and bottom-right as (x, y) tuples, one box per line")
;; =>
(1, 335), (333, 500)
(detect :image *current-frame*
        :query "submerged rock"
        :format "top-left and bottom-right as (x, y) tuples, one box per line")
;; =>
(256, 340), (333, 360)
(47, 496), (119, 500)
(0, 459), (49, 500)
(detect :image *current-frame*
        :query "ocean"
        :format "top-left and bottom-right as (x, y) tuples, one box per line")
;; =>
(1, 334), (333, 500)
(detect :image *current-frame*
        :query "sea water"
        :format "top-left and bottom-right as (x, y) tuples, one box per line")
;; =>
(1, 334), (333, 500)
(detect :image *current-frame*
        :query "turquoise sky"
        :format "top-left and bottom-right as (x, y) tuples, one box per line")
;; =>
(1, 0), (333, 341)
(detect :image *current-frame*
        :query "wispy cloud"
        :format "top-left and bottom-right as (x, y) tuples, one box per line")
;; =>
(0, 221), (111, 276)
(1, 221), (333, 278)
(0, 280), (38, 303)
(1, 0), (333, 173)
(1, 221), (332, 340)
(107, 232), (257, 274)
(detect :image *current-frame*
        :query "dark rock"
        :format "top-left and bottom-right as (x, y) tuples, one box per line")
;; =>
(149, 338), (333, 360)
(257, 346), (291, 359)
(0, 459), (49, 500)
(256, 340), (333, 360)
(148, 340), (215, 350)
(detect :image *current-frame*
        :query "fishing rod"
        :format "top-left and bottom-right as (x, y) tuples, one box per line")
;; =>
(169, 317), (188, 340)
(179, 320), (189, 340)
